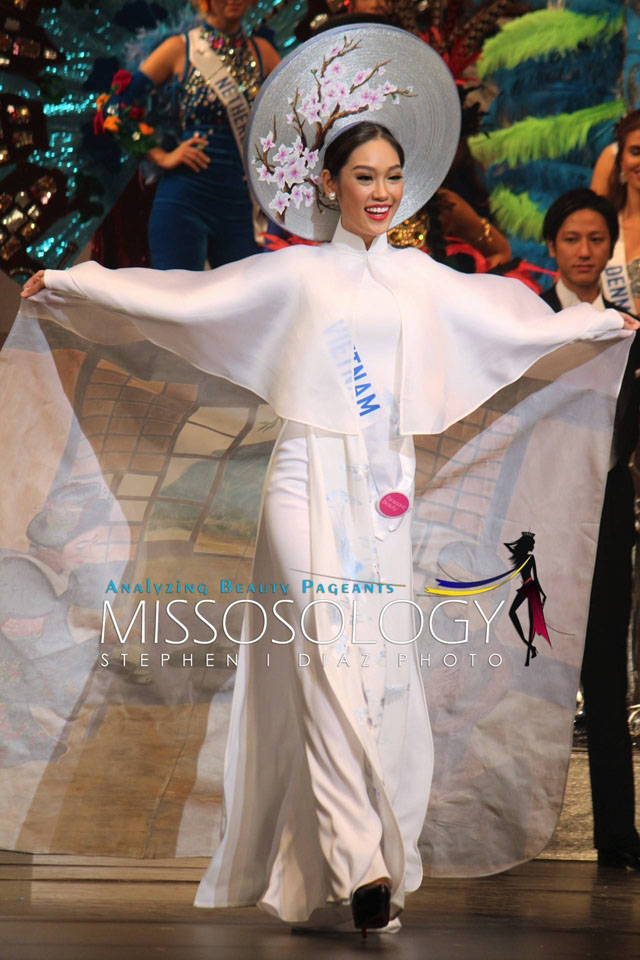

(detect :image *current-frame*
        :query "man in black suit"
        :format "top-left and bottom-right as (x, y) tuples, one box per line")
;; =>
(543, 189), (640, 869)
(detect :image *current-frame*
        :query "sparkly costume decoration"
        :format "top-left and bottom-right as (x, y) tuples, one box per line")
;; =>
(0, 0), (146, 280)
(199, 23), (262, 101)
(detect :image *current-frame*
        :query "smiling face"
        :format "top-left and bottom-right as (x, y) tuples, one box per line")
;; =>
(620, 128), (640, 194)
(547, 208), (611, 300)
(321, 137), (404, 248)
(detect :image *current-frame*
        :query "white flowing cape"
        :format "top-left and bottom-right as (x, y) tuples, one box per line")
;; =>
(26, 238), (626, 434)
(4, 234), (632, 892)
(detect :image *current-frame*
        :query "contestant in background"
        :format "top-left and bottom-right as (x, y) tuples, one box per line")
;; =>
(542, 188), (640, 871)
(591, 110), (640, 314)
(94, 0), (279, 270)
(19, 25), (639, 936)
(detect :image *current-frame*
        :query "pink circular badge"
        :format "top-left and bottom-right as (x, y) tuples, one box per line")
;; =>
(377, 492), (410, 518)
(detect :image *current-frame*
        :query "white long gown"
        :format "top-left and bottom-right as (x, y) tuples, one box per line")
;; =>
(21, 219), (632, 922)
(194, 228), (432, 923)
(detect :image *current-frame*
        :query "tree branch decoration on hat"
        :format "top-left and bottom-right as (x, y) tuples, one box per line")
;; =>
(252, 35), (415, 222)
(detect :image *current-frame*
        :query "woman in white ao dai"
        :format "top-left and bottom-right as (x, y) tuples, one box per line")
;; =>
(205, 212), (434, 928)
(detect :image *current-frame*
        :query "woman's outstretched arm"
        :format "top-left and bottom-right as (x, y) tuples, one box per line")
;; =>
(21, 256), (293, 332)
(18, 250), (357, 435)
(19, 254), (299, 412)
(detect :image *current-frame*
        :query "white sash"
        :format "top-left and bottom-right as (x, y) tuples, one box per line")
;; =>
(188, 27), (267, 242)
(352, 342), (413, 536)
(602, 224), (634, 311)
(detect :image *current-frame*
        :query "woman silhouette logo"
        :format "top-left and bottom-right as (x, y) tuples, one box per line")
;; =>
(505, 532), (551, 667)
(425, 530), (551, 668)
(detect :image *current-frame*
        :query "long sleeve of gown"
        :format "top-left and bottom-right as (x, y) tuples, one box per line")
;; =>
(18, 252), (359, 434)
(386, 250), (632, 435)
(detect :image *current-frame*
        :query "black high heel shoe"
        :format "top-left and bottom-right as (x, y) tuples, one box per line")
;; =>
(351, 878), (391, 939)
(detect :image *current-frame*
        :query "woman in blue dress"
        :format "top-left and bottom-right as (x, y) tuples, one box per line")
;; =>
(117, 0), (279, 269)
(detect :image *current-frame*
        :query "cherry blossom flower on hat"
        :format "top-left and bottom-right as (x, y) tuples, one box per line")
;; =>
(269, 191), (290, 214)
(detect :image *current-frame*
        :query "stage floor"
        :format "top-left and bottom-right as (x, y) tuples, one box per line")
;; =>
(1, 749), (639, 957)
(1, 858), (639, 960)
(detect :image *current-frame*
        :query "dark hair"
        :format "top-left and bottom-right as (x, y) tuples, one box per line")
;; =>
(542, 188), (618, 256)
(322, 122), (405, 178)
(504, 533), (535, 568)
(610, 110), (640, 210)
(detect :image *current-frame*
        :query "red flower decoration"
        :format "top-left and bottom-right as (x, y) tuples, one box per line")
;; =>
(93, 110), (105, 135)
(112, 69), (132, 95)
(129, 105), (145, 120)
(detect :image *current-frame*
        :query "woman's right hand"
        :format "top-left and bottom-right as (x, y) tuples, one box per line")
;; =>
(620, 313), (640, 331)
(150, 135), (210, 172)
(21, 270), (45, 298)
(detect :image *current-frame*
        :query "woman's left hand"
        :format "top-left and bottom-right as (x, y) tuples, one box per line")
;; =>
(620, 313), (640, 330)
(21, 270), (45, 298)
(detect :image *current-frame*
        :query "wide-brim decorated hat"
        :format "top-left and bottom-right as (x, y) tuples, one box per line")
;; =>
(246, 23), (461, 241)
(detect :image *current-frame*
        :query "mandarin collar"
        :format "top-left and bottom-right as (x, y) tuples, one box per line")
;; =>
(330, 219), (389, 254)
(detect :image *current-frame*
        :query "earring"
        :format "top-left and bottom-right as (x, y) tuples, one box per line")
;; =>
(329, 191), (336, 200)
(620, 170), (628, 185)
